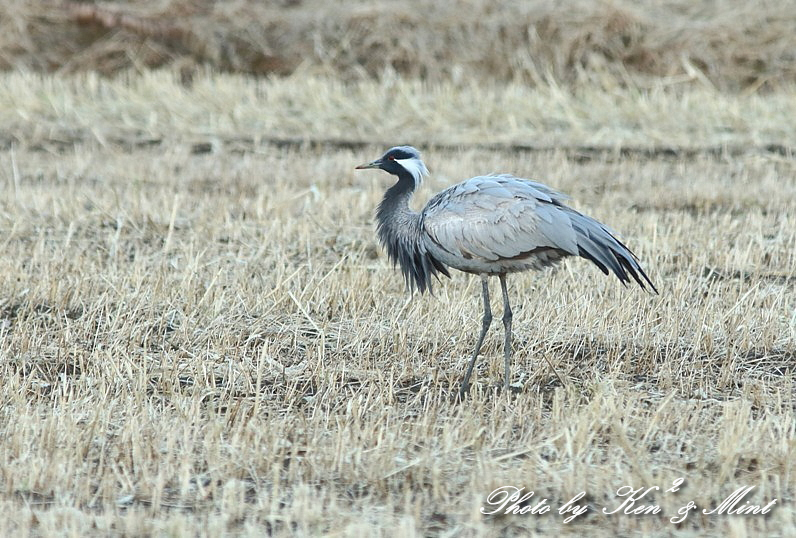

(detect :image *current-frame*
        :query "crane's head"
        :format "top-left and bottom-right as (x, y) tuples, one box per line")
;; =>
(355, 146), (429, 188)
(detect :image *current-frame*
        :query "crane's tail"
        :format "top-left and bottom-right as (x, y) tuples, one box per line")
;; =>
(570, 213), (658, 294)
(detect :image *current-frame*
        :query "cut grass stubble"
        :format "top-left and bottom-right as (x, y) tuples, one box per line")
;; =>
(0, 73), (794, 535)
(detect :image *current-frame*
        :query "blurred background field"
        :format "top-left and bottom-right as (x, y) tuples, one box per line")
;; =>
(3, 0), (796, 92)
(0, 1), (795, 536)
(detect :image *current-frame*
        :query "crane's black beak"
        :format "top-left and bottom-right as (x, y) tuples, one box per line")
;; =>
(355, 159), (382, 170)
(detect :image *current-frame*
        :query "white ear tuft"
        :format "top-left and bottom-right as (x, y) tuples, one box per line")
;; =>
(394, 157), (429, 188)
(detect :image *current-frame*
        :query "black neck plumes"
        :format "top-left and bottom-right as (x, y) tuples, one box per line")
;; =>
(375, 171), (450, 293)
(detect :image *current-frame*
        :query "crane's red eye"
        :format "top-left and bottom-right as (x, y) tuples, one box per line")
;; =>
(387, 155), (395, 160)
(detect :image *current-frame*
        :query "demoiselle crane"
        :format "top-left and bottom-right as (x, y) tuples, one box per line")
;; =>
(356, 146), (656, 396)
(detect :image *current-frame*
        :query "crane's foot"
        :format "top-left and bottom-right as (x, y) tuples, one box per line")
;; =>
(458, 380), (471, 400)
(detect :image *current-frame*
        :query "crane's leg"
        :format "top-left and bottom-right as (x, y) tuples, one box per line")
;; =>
(499, 274), (513, 390)
(460, 276), (491, 396)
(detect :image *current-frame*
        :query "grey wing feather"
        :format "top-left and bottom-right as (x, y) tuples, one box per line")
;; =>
(423, 175), (578, 261)
(422, 175), (656, 291)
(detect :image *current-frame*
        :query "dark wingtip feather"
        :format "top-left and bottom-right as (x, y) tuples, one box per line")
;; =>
(577, 247), (610, 276)
(577, 235), (658, 294)
(568, 209), (657, 294)
(612, 247), (658, 294)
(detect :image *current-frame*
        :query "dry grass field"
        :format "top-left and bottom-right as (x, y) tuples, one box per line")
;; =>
(0, 71), (794, 536)
(0, 2), (795, 537)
